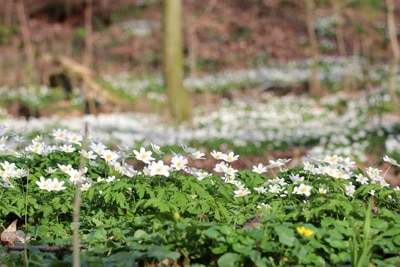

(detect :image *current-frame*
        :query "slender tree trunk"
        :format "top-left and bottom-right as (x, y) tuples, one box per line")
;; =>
(16, 0), (36, 84)
(163, 0), (193, 123)
(83, 0), (96, 113)
(84, 0), (93, 67)
(333, 0), (350, 92)
(188, 20), (198, 78)
(4, 0), (13, 26)
(305, 0), (321, 95)
(386, 0), (400, 110)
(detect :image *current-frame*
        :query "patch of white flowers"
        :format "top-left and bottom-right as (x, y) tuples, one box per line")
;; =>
(0, 126), (399, 205)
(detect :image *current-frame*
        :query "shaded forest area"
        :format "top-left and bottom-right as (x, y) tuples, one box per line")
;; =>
(0, 0), (398, 88)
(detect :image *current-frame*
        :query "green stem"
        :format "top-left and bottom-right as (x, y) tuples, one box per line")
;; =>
(356, 199), (373, 267)
(24, 170), (29, 267)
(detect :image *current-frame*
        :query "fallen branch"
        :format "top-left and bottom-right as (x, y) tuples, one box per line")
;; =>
(7, 245), (68, 252)
(42, 53), (132, 108)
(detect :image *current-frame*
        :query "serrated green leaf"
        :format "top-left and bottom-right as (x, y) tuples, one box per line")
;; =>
(370, 219), (388, 231)
(114, 192), (127, 208)
(393, 235), (400, 245)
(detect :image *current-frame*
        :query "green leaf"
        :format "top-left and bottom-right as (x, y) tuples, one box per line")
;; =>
(146, 246), (180, 262)
(219, 225), (234, 236)
(325, 238), (348, 249)
(203, 228), (220, 239)
(114, 192), (128, 208)
(170, 191), (188, 206)
(274, 225), (295, 247)
(134, 229), (148, 239)
(92, 228), (108, 241)
(393, 235), (400, 246)
(52, 224), (67, 238)
(370, 219), (388, 232)
(217, 252), (241, 267)
(91, 217), (104, 227)
(211, 243), (228, 254)
(249, 250), (269, 267)
(107, 251), (144, 266)
(232, 242), (252, 254)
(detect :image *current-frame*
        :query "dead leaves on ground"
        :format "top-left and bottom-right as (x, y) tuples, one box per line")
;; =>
(0, 220), (31, 246)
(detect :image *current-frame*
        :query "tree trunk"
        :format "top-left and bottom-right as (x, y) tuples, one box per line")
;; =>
(305, 0), (322, 96)
(162, 0), (193, 123)
(333, 0), (351, 92)
(84, 0), (93, 68)
(16, 0), (36, 84)
(386, 0), (400, 110)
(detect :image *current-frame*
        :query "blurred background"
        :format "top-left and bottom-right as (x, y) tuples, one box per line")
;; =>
(0, 0), (398, 116)
(0, 0), (400, 181)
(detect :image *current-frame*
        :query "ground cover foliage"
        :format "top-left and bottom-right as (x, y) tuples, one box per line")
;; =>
(0, 126), (399, 266)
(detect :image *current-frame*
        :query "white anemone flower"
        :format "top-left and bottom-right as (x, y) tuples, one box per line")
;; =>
(293, 184), (313, 197)
(133, 147), (154, 164)
(195, 170), (211, 181)
(268, 184), (282, 194)
(151, 143), (164, 155)
(171, 154), (188, 170)
(257, 203), (271, 209)
(148, 160), (170, 177)
(190, 150), (206, 160)
(59, 144), (75, 153)
(80, 183), (92, 191)
(383, 155), (400, 168)
(80, 150), (97, 160)
(58, 164), (73, 174)
(49, 178), (66, 191)
(67, 133), (82, 145)
(222, 152), (239, 162)
(318, 187), (328, 194)
(234, 188), (251, 197)
(90, 142), (107, 155)
(344, 182), (355, 197)
(289, 174), (304, 184)
(210, 150), (224, 160)
(252, 163), (268, 174)
(254, 186), (267, 194)
(36, 176), (52, 191)
(51, 129), (69, 142)
(68, 169), (85, 185)
(355, 174), (369, 185)
(214, 162), (228, 173)
(101, 149), (120, 164)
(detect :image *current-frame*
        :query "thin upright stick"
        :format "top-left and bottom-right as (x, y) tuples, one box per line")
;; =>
(72, 123), (89, 267)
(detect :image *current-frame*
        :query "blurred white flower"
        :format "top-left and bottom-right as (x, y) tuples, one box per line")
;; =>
(252, 163), (268, 174)
(133, 147), (154, 164)
(234, 188), (251, 197)
(293, 184), (313, 197)
(148, 160), (170, 177)
(222, 152), (239, 162)
(170, 154), (188, 170)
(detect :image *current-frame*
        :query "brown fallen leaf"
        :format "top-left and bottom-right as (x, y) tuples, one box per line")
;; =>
(242, 212), (265, 229)
(1, 220), (31, 246)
